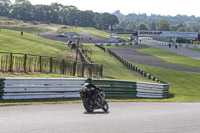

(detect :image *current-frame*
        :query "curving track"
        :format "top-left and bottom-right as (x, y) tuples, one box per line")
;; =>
(112, 45), (200, 72)
(0, 102), (200, 133)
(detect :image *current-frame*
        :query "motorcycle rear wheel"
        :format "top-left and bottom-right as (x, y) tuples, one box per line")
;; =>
(83, 98), (94, 113)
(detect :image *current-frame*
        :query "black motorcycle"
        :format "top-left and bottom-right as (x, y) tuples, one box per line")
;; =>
(79, 88), (109, 113)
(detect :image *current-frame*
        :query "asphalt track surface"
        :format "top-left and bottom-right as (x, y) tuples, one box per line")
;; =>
(0, 102), (200, 133)
(39, 30), (109, 44)
(112, 44), (200, 72)
(142, 40), (200, 60)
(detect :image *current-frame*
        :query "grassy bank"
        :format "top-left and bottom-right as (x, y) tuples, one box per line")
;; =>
(137, 47), (200, 68)
(0, 26), (50, 33)
(90, 44), (200, 101)
(0, 29), (66, 58)
(130, 62), (200, 102)
(85, 43), (155, 82)
(57, 26), (110, 38)
(187, 48), (200, 52)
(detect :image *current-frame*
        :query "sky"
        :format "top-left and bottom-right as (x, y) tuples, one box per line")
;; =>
(10, 0), (200, 17)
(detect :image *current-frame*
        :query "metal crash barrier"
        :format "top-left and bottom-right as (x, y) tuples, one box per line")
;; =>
(0, 78), (170, 100)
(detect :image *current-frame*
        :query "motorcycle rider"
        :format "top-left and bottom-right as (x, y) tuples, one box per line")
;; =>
(82, 78), (102, 104)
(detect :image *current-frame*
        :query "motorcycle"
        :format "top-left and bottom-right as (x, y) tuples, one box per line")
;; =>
(79, 87), (109, 113)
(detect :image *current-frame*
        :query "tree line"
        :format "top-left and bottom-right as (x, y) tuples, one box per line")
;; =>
(113, 10), (200, 33)
(0, 0), (119, 30)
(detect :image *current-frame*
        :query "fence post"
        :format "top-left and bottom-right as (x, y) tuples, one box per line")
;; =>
(24, 54), (27, 72)
(90, 64), (93, 77)
(10, 53), (13, 72)
(73, 62), (76, 76)
(100, 65), (103, 77)
(50, 57), (53, 73)
(62, 59), (65, 74)
(81, 63), (85, 77)
(39, 56), (42, 72)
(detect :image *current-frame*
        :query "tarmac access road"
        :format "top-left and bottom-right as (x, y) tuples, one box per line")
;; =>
(0, 102), (200, 133)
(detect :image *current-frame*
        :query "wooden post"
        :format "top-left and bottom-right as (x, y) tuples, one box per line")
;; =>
(100, 65), (103, 77)
(73, 62), (76, 76)
(24, 54), (27, 72)
(10, 53), (13, 72)
(62, 59), (65, 74)
(90, 64), (93, 77)
(39, 56), (42, 72)
(50, 57), (53, 73)
(81, 63), (85, 77)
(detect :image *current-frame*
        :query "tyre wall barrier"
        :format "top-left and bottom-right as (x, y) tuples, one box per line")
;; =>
(0, 78), (169, 100)
(151, 40), (200, 49)
(96, 42), (134, 46)
(94, 79), (170, 99)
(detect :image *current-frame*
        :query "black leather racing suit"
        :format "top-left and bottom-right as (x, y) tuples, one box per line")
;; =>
(82, 82), (101, 102)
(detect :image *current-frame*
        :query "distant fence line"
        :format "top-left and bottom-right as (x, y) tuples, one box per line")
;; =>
(0, 52), (102, 78)
(95, 44), (168, 84)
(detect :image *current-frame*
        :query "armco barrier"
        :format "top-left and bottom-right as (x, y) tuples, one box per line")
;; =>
(0, 78), (169, 99)
(96, 42), (134, 46)
(0, 78), (85, 99)
(94, 79), (169, 99)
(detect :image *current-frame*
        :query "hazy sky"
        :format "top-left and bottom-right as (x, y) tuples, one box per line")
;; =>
(10, 0), (200, 17)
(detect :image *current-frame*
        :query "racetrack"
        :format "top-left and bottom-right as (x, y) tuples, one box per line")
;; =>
(112, 45), (200, 72)
(0, 102), (200, 133)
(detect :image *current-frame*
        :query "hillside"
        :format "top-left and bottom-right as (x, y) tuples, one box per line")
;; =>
(0, 29), (66, 58)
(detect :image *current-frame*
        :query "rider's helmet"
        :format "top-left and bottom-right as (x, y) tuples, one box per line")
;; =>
(85, 78), (92, 83)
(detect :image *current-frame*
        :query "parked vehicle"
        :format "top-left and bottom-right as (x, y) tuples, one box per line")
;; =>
(56, 33), (66, 37)
(109, 36), (125, 43)
(79, 83), (109, 113)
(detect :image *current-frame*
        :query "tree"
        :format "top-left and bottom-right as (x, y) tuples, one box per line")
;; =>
(125, 22), (136, 32)
(156, 20), (171, 31)
(10, 0), (34, 21)
(108, 15), (119, 31)
(149, 21), (156, 30)
(0, 0), (11, 16)
(136, 22), (148, 30)
(78, 11), (95, 27)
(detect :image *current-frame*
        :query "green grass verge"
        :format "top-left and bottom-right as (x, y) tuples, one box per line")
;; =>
(187, 48), (200, 52)
(84, 43), (155, 82)
(57, 26), (110, 38)
(130, 62), (200, 102)
(0, 29), (66, 58)
(137, 47), (200, 68)
(0, 26), (50, 33)
(117, 34), (132, 40)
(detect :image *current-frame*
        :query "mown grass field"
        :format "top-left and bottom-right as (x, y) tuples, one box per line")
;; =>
(57, 26), (111, 38)
(84, 44), (156, 82)
(89, 44), (200, 102)
(0, 25), (200, 104)
(137, 47), (200, 68)
(0, 26), (50, 33)
(0, 29), (66, 58)
(131, 62), (200, 102)
(187, 48), (200, 52)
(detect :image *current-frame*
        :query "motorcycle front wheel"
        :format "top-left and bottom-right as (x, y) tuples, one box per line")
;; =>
(102, 101), (109, 112)
(83, 98), (94, 113)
